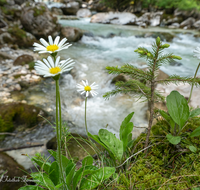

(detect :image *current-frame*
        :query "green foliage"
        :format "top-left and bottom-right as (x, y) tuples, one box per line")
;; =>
(100, 0), (132, 11)
(89, 112), (135, 168)
(21, 149), (115, 190)
(141, 0), (200, 11)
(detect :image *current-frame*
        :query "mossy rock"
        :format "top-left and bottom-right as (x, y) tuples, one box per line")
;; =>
(13, 54), (34, 66)
(0, 102), (47, 133)
(7, 26), (36, 48)
(33, 5), (46, 17)
(0, 152), (25, 190)
(111, 75), (127, 84)
(0, 0), (7, 6)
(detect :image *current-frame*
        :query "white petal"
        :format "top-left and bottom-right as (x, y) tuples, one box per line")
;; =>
(43, 58), (52, 68)
(48, 36), (53, 45)
(85, 80), (88, 85)
(40, 38), (49, 47)
(82, 80), (86, 86)
(58, 38), (67, 47)
(55, 56), (60, 67)
(47, 56), (55, 68)
(54, 36), (60, 45)
(86, 91), (89, 97)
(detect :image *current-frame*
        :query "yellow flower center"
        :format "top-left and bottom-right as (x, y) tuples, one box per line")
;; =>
(49, 67), (61, 74)
(46, 44), (59, 52)
(84, 86), (91, 91)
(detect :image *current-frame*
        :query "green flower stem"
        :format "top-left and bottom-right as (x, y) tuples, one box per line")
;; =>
(188, 62), (200, 103)
(85, 97), (89, 135)
(55, 79), (68, 190)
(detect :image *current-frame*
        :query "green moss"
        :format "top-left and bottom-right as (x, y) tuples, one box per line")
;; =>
(108, 117), (200, 189)
(28, 61), (35, 70)
(33, 6), (46, 17)
(8, 26), (26, 39)
(0, 0), (6, 6)
(0, 103), (45, 133)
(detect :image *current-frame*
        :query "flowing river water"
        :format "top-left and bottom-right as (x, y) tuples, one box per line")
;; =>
(26, 17), (200, 138)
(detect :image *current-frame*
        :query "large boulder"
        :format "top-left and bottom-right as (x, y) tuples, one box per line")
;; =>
(193, 20), (200, 29)
(180, 17), (196, 28)
(90, 12), (137, 25)
(0, 152), (25, 190)
(0, 26), (36, 48)
(61, 1), (80, 15)
(76, 8), (91, 18)
(61, 26), (83, 42)
(136, 11), (163, 27)
(20, 2), (60, 38)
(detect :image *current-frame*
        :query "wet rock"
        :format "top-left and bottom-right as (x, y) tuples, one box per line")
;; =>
(180, 17), (196, 28)
(90, 12), (137, 25)
(111, 75), (126, 84)
(193, 20), (200, 29)
(0, 26), (36, 48)
(61, 26), (83, 42)
(0, 102), (47, 134)
(51, 7), (63, 15)
(143, 32), (175, 42)
(61, 1), (80, 15)
(20, 2), (60, 38)
(13, 54), (34, 66)
(169, 60), (182, 66)
(168, 23), (180, 29)
(0, 152), (25, 190)
(76, 8), (91, 18)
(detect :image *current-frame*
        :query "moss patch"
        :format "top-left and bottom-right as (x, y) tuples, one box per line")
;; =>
(33, 6), (46, 17)
(0, 102), (46, 134)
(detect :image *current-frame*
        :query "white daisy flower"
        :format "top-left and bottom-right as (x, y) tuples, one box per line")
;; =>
(77, 80), (98, 97)
(34, 56), (74, 77)
(194, 47), (200, 59)
(33, 36), (72, 54)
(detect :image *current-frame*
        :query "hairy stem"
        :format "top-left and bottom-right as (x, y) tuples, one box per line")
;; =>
(188, 62), (200, 103)
(56, 80), (68, 190)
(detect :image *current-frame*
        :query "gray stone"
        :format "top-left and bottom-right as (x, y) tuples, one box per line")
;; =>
(61, 26), (83, 42)
(76, 8), (91, 18)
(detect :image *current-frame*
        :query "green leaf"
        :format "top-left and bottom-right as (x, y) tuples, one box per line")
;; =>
(31, 172), (55, 189)
(88, 132), (116, 161)
(31, 157), (51, 174)
(73, 165), (98, 188)
(121, 122), (134, 152)
(159, 110), (175, 133)
(65, 161), (76, 187)
(189, 145), (197, 153)
(48, 150), (70, 170)
(49, 161), (59, 186)
(190, 108), (200, 118)
(166, 134), (181, 145)
(82, 155), (93, 166)
(120, 112), (134, 140)
(166, 91), (189, 128)
(190, 126), (200, 137)
(99, 129), (123, 161)
(80, 167), (115, 190)
(19, 186), (44, 190)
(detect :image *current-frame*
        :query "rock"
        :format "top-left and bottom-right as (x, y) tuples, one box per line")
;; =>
(14, 83), (21, 91)
(180, 17), (196, 28)
(61, 26), (83, 42)
(0, 102), (47, 133)
(20, 2), (60, 38)
(13, 54), (34, 66)
(14, 0), (28, 5)
(51, 7), (63, 15)
(90, 12), (138, 25)
(136, 11), (163, 27)
(193, 20), (200, 29)
(143, 32), (175, 42)
(111, 75), (126, 84)
(0, 152), (25, 190)
(0, 26), (36, 48)
(61, 1), (80, 15)
(168, 23), (180, 29)
(76, 8), (91, 18)
(169, 60), (182, 66)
